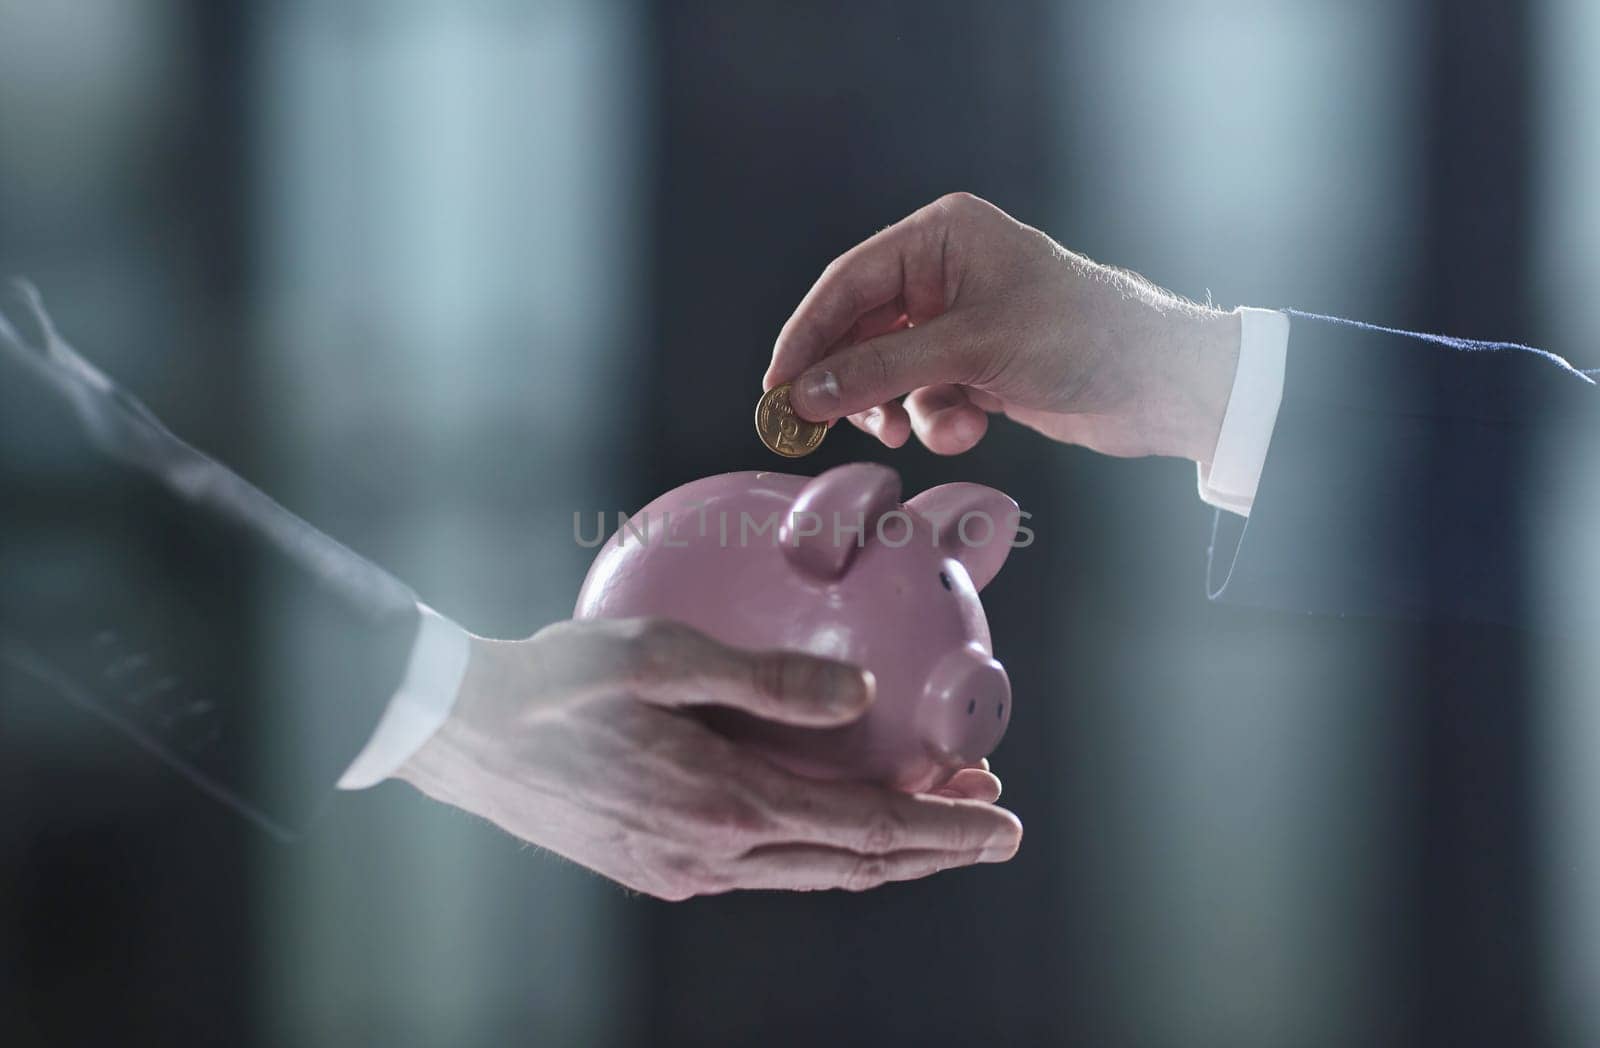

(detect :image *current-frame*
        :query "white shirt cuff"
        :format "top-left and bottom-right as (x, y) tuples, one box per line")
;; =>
(337, 602), (471, 790)
(1197, 307), (1290, 517)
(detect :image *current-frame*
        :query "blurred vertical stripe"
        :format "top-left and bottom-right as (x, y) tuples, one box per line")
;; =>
(1532, 1), (1600, 1044)
(252, 2), (645, 1043)
(1051, 2), (1420, 1042)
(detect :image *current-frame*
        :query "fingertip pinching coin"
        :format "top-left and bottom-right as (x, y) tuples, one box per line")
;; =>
(755, 383), (828, 458)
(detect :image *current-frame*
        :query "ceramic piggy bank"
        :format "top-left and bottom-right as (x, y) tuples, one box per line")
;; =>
(574, 463), (1020, 792)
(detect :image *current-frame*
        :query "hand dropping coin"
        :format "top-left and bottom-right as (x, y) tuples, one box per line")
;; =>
(754, 383), (827, 458)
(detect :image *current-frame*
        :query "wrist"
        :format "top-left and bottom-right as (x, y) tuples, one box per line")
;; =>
(1140, 306), (1241, 463)
(394, 634), (511, 795)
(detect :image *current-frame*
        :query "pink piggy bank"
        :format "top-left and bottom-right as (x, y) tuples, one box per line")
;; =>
(574, 463), (1019, 792)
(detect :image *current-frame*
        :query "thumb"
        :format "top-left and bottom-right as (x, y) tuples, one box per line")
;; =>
(637, 630), (875, 727)
(788, 321), (967, 422)
(730, 649), (876, 726)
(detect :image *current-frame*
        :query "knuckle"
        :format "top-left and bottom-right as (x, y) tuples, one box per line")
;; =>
(846, 343), (894, 398)
(623, 619), (695, 683)
(697, 794), (774, 853)
(529, 619), (576, 645)
(653, 852), (724, 899)
(802, 315), (836, 356)
(949, 316), (1003, 385)
(648, 878), (695, 903)
(638, 869), (690, 901)
(934, 191), (991, 227)
(845, 855), (889, 893)
(641, 617), (693, 649)
(749, 655), (787, 706)
(861, 808), (907, 854)
(823, 263), (861, 306)
(619, 845), (696, 902)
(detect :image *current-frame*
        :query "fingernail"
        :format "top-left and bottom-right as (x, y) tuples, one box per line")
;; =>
(981, 842), (1019, 863)
(861, 407), (882, 434)
(855, 668), (877, 706)
(984, 825), (1022, 860)
(796, 369), (840, 416)
(831, 668), (875, 714)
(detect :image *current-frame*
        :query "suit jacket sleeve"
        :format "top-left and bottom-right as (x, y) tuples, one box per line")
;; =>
(0, 290), (420, 837)
(1206, 310), (1598, 629)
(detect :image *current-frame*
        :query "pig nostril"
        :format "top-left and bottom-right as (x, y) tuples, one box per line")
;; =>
(997, 702), (1005, 720)
(966, 699), (976, 715)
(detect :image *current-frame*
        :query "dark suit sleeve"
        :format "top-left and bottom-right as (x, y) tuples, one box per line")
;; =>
(0, 289), (420, 838)
(1206, 310), (1598, 629)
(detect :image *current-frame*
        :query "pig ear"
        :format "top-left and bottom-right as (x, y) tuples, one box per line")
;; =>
(905, 483), (1020, 591)
(780, 463), (902, 581)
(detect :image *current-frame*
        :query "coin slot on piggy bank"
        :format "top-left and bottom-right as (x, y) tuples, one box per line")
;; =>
(574, 463), (1019, 792)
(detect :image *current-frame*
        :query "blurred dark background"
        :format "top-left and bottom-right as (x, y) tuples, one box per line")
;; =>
(2, 0), (1598, 1045)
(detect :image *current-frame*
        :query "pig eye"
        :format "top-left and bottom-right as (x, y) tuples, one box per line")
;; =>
(966, 699), (976, 715)
(939, 571), (952, 591)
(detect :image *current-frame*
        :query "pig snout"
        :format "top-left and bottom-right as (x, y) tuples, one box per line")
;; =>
(917, 645), (1012, 768)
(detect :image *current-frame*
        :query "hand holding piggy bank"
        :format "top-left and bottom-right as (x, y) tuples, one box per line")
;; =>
(574, 463), (1020, 792)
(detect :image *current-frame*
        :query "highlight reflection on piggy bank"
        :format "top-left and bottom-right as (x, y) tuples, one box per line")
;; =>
(574, 463), (1020, 792)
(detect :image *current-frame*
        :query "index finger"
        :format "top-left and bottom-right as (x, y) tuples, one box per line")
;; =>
(764, 198), (956, 390)
(766, 771), (1023, 857)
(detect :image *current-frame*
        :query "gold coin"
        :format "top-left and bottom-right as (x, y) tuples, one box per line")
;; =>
(755, 383), (827, 458)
